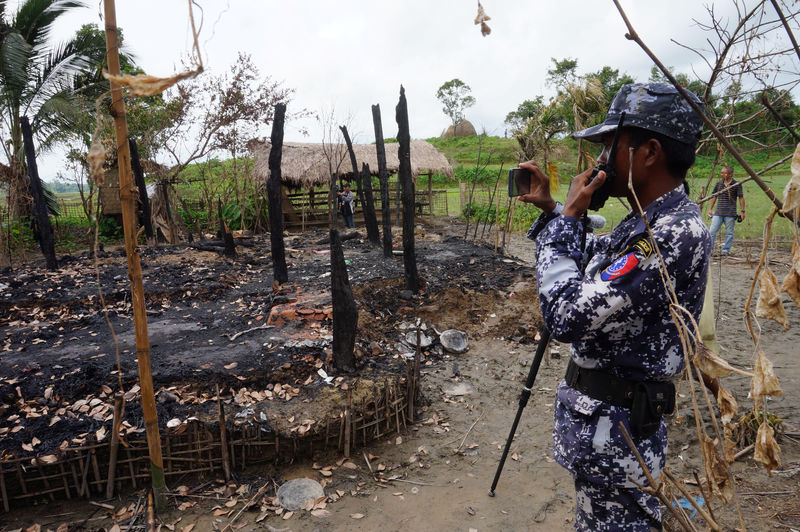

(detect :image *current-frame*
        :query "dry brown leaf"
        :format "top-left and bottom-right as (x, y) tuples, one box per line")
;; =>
(756, 268), (789, 330)
(212, 509), (228, 517)
(224, 362), (238, 370)
(224, 498), (238, 508)
(782, 142), (800, 213)
(103, 68), (202, 98)
(56, 524), (69, 532)
(181, 525), (195, 532)
(474, 1), (492, 36)
(716, 385), (738, 426)
(21, 443), (33, 452)
(282, 511), (294, 520)
(781, 267), (800, 308)
(753, 421), (781, 473)
(701, 435), (733, 503)
(350, 513), (365, 519)
(25, 525), (41, 532)
(692, 342), (735, 379)
(311, 509), (332, 518)
(750, 349), (783, 401)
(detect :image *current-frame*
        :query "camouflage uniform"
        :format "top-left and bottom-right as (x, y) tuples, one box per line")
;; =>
(527, 83), (711, 531)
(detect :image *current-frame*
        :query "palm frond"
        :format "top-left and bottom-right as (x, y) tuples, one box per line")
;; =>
(12, 0), (84, 50)
(0, 31), (32, 97)
(41, 179), (59, 215)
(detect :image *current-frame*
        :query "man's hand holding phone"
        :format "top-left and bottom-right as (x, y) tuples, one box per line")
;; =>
(515, 161), (557, 214)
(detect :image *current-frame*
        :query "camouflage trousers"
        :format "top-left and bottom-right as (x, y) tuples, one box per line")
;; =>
(573, 476), (661, 531)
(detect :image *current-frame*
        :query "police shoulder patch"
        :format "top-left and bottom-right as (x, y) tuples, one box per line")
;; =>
(601, 252), (639, 281)
(629, 236), (654, 259)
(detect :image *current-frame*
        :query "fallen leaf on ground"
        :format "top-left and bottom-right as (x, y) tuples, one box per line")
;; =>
(311, 509), (332, 518)
(350, 513), (365, 519)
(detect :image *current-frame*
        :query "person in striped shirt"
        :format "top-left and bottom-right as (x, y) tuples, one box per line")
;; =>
(706, 165), (745, 255)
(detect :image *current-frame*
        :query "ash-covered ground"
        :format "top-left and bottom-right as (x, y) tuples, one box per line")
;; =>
(0, 225), (539, 459)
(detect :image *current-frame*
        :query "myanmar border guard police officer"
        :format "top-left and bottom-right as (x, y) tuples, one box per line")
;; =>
(519, 83), (711, 531)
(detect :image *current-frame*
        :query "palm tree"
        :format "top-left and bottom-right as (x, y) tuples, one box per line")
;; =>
(0, 0), (103, 218)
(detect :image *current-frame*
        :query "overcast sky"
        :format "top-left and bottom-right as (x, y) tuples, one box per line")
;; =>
(27, 0), (746, 178)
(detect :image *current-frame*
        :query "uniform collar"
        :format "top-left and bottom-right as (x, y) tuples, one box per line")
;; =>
(615, 185), (687, 239)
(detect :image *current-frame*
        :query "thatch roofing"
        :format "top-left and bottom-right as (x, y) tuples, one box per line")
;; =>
(249, 139), (453, 189)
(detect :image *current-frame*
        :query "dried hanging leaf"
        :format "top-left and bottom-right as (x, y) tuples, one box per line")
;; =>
(716, 384), (738, 426)
(755, 268), (789, 330)
(103, 67), (202, 98)
(692, 342), (735, 378)
(474, 1), (492, 36)
(753, 421), (781, 474)
(750, 349), (782, 400)
(87, 135), (106, 187)
(781, 268), (800, 308)
(782, 142), (800, 213)
(701, 435), (733, 502)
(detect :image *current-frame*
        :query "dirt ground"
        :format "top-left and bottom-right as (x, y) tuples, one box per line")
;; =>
(2, 220), (799, 531)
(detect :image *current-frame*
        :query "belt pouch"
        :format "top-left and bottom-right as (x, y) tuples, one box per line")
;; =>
(630, 381), (675, 439)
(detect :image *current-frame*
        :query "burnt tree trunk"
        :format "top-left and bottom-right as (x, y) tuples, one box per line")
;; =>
(330, 229), (357, 371)
(395, 86), (419, 292)
(339, 126), (366, 222)
(371, 104), (393, 257)
(129, 138), (153, 240)
(21, 116), (57, 270)
(217, 199), (236, 258)
(360, 163), (380, 245)
(268, 103), (288, 283)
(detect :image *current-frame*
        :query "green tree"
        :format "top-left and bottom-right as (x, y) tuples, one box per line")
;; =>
(504, 97), (544, 131)
(436, 78), (476, 127)
(0, 0), (105, 217)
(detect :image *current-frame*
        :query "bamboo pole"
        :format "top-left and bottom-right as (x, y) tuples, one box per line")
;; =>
(102, 0), (167, 511)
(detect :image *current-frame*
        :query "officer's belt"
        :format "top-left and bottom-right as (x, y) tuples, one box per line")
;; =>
(565, 360), (639, 409)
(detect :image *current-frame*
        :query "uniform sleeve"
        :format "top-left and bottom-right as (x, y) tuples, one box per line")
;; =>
(526, 202), (564, 241)
(535, 215), (698, 344)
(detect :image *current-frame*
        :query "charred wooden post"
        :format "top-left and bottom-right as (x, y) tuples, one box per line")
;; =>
(330, 229), (357, 371)
(102, 0), (166, 510)
(360, 163), (381, 245)
(339, 125), (365, 218)
(105, 392), (124, 498)
(371, 104), (393, 257)
(395, 86), (419, 292)
(217, 200), (236, 258)
(128, 138), (153, 240)
(216, 384), (231, 481)
(20, 116), (57, 270)
(268, 103), (288, 283)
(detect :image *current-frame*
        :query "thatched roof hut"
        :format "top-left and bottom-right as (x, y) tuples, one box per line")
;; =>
(249, 139), (453, 189)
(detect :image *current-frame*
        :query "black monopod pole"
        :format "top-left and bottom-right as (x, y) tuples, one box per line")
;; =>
(488, 211), (594, 497)
(487, 327), (551, 496)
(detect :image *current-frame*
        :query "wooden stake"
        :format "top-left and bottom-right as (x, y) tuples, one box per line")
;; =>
(216, 385), (231, 481)
(396, 86), (419, 292)
(102, 0), (166, 511)
(371, 104), (393, 258)
(106, 392), (124, 498)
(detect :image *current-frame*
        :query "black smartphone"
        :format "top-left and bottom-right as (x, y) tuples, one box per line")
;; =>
(508, 168), (531, 197)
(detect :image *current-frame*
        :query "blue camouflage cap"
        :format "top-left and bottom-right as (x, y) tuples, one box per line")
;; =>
(573, 83), (704, 145)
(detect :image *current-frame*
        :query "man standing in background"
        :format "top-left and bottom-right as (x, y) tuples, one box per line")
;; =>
(706, 165), (745, 255)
